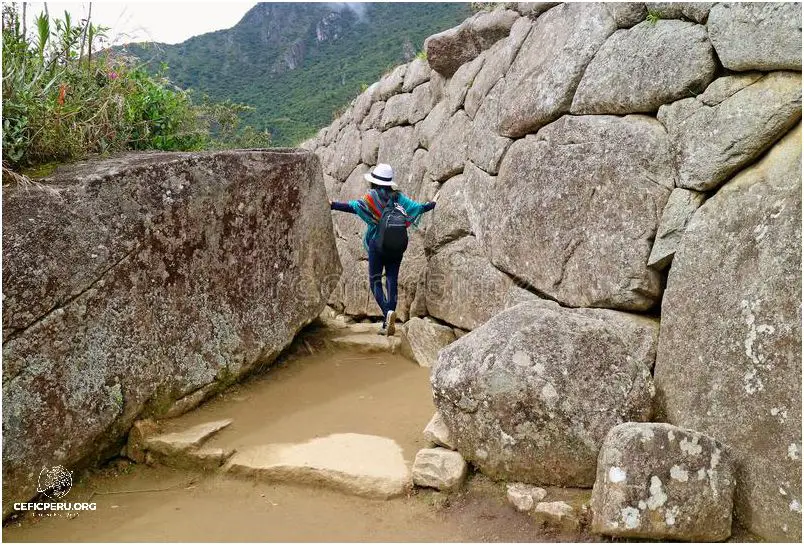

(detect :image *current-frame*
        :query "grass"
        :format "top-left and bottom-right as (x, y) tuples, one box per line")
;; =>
(646, 10), (661, 25)
(1, 4), (270, 171)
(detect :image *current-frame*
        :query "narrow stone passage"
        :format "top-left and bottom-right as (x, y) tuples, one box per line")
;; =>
(5, 332), (529, 542)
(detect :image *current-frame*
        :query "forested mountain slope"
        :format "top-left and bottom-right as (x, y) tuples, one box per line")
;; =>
(119, 2), (470, 145)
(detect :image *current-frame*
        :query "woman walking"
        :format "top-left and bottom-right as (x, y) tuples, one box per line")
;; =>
(330, 163), (437, 335)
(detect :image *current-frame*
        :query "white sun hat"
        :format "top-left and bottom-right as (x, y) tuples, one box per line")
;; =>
(364, 163), (398, 189)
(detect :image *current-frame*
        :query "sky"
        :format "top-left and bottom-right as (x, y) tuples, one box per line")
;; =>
(22, 1), (259, 45)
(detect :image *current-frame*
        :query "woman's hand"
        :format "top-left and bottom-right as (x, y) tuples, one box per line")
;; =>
(432, 191), (441, 203)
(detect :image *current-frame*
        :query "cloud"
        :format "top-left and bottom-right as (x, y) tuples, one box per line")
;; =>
(330, 2), (368, 23)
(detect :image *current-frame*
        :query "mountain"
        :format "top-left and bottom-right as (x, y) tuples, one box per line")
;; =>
(118, 2), (471, 146)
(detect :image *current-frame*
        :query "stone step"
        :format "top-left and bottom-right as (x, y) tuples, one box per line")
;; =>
(224, 433), (411, 499)
(136, 419), (235, 470)
(338, 322), (382, 334)
(144, 419), (233, 455)
(329, 333), (402, 354)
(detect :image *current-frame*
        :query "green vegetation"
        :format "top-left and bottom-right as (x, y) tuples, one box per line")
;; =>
(1, 4), (269, 171)
(646, 10), (662, 25)
(121, 3), (470, 146)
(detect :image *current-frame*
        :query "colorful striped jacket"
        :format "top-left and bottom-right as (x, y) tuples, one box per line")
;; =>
(330, 187), (435, 251)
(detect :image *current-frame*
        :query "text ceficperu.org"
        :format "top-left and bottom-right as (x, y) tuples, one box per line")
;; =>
(13, 502), (97, 511)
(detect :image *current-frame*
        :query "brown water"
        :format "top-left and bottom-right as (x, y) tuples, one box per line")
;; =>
(4, 343), (582, 542)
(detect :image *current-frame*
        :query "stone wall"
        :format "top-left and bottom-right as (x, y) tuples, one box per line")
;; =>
(305, 2), (801, 540)
(2, 150), (340, 516)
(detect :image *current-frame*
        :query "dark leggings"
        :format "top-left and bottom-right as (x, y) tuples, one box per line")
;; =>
(367, 242), (402, 323)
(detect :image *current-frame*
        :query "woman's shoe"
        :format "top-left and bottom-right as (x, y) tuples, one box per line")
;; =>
(386, 310), (397, 336)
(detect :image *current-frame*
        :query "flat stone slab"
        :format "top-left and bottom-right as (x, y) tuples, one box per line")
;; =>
(147, 445), (236, 471)
(329, 333), (402, 353)
(144, 419), (233, 455)
(225, 433), (411, 499)
(342, 322), (383, 334)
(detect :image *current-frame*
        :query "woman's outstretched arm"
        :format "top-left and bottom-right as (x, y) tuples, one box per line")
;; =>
(397, 193), (437, 219)
(330, 201), (356, 214)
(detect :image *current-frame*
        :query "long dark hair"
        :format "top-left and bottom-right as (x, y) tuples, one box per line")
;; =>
(371, 183), (397, 194)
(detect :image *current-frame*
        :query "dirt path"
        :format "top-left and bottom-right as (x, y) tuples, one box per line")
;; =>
(2, 336), (596, 542)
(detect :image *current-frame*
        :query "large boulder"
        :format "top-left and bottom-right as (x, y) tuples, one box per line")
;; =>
(404, 148), (432, 202)
(591, 423), (735, 541)
(427, 110), (472, 182)
(424, 174), (471, 252)
(377, 64), (407, 101)
(378, 125), (418, 190)
(425, 9), (520, 78)
(658, 71), (802, 192)
(2, 150), (340, 515)
(571, 21), (717, 115)
(463, 162), (496, 248)
(489, 115), (672, 311)
(654, 125), (802, 542)
(468, 81), (514, 175)
(465, 16), (533, 118)
(360, 129), (380, 165)
(605, 2), (648, 28)
(353, 82), (380, 125)
(424, 236), (517, 331)
(402, 58), (431, 92)
(379, 93), (413, 130)
(444, 53), (486, 114)
(359, 101), (385, 131)
(409, 81), (438, 125)
(415, 101), (450, 150)
(496, 2), (616, 137)
(707, 3), (802, 72)
(432, 300), (658, 487)
(331, 125), (362, 182)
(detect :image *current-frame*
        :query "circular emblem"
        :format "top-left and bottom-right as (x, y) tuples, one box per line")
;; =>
(36, 466), (72, 500)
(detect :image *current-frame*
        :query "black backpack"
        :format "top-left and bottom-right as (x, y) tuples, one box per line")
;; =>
(376, 192), (409, 257)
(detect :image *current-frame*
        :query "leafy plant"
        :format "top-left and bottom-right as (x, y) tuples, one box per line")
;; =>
(416, 50), (427, 61)
(646, 10), (661, 25)
(1, 4), (268, 170)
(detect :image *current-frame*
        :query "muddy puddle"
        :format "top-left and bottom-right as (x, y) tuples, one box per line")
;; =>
(3, 338), (594, 542)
